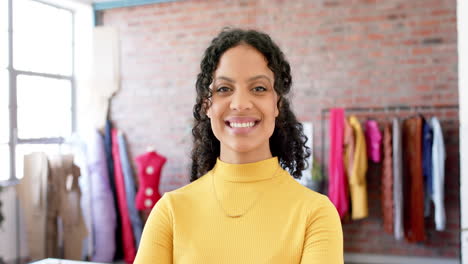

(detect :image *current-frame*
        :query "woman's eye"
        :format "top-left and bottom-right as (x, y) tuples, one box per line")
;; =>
(253, 86), (267, 92)
(216, 86), (231, 93)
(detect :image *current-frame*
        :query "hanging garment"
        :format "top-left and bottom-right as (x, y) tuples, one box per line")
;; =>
(328, 108), (349, 219)
(392, 118), (404, 240)
(104, 118), (123, 261)
(16, 152), (49, 261)
(402, 116), (425, 242)
(48, 154), (88, 260)
(422, 120), (433, 217)
(431, 117), (446, 231)
(343, 118), (355, 219)
(343, 118), (355, 184)
(365, 120), (382, 163)
(117, 131), (143, 247)
(348, 116), (368, 220)
(86, 130), (118, 262)
(46, 155), (62, 259)
(111, 129), (137, 264)
(70, 135), (94, 260)
(60, 155), (89, 260)
(135, 150), (167, 211)
(381, 122), (394, 234)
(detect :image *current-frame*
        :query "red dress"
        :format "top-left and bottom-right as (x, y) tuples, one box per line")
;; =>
(135, 151), (167, 211)
(111, 129), (136, 264)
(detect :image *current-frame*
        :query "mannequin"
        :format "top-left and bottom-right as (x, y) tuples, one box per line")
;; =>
(135, 149), (167, 211)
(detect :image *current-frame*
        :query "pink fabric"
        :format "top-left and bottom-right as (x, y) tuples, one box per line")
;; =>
(365, 120), (382, 163)
(111, 129), (136, 264)
(328, 108), (349, 219)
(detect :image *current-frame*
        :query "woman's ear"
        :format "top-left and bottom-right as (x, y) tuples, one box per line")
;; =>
(275, 97), (281, 118)
(204, 99), (211, 119)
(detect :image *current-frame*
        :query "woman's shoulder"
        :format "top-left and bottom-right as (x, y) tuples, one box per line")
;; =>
(160, 171), (212, 204)
(282, 174), (335, 209)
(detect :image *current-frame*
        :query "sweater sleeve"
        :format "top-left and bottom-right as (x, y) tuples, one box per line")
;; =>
(134, 193), (173, 264)
(300, 196), (344, 264)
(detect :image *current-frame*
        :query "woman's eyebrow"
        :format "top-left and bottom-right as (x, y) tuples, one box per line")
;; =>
(247, 75), (272, 84)
(215, 76), (235, 83)
(215, 75), (272, 84)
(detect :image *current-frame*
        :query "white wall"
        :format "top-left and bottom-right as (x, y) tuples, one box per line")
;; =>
(0, 187), (28, 262)
(458, 0), (468, 263)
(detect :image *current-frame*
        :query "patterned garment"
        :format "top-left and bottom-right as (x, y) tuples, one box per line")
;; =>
(381, 122), (394, 234)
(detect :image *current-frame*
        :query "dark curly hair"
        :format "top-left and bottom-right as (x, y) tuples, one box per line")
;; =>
(190, 28), (310, 182)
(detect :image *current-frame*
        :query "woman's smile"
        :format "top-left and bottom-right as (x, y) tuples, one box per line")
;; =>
(224, 116), (261, 135)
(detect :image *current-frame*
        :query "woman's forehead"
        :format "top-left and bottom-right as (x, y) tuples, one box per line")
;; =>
(214, 45), (274, 82)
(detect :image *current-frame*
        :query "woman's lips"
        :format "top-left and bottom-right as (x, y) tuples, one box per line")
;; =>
(225, 120), (260, 135)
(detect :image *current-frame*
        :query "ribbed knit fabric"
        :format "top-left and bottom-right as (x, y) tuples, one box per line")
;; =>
(134, 157), (343, 264)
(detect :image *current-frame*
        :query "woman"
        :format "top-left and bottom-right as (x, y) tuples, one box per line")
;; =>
(135, 28), (343, 263)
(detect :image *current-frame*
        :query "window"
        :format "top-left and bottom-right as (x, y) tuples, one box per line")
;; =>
(1, 0), (75, 182)
(1, 0), (10, 183)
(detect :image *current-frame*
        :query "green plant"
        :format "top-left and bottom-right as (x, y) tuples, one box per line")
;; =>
(311, 157), (324, 182)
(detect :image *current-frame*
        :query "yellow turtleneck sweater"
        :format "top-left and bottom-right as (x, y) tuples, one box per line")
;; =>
(134, 157), (343, 264)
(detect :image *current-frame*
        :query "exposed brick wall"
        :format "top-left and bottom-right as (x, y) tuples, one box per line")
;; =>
(102, 0), (459, 258)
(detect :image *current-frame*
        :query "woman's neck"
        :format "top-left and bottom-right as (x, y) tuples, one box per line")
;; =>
(219, 144), (273, 164)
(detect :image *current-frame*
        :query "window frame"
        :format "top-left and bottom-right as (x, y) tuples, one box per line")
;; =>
(2, 0), (76, 184)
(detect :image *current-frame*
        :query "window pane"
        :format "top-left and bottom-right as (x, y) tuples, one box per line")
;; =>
(0, 29), (7, 69)
(0, 144), (10, 181)
(0, 70), (8, 143)
(17, 75), (72, 139)
(0, 0), (7, 30)
(15, 144), (63, 179)
(13, 0), (72, 75)
(0, 0), (7, 69)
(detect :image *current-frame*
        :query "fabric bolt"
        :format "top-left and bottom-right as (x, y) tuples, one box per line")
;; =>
(16, 152), (49, 261)
(431, 117), (446, 231)
(104, 118), (123, 261)
(422, 120), (434, 217)
(328, 108), (349, 219)
(135, 151), (167, 211)
(381, 122), (394, 234)
(348, 116), (369, 220)
(402, 116), (426, 243)
(111, 129), (137, 264)
(365, 120), (382, 163)
(392, 118), (404, 240)
(134, 157), (343, 264)
(86, 129), (118, 262)
(117, 131), (143, 248)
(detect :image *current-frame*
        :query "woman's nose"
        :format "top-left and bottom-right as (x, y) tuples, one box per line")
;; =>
(230, 89), (253, 111)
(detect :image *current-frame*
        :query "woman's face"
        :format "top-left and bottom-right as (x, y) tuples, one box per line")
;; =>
(206, 44), (279, 162)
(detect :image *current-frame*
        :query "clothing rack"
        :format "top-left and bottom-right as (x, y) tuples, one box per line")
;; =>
(319, 104), (459, 182)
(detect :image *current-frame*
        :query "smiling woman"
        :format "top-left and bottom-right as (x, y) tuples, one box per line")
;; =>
(134, 28), (344, 264)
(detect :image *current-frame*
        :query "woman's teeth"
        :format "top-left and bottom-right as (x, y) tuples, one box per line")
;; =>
(230, 122), (255, 128)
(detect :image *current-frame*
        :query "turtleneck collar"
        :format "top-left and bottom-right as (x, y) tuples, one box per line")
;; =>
(212, 156), (282, 182)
